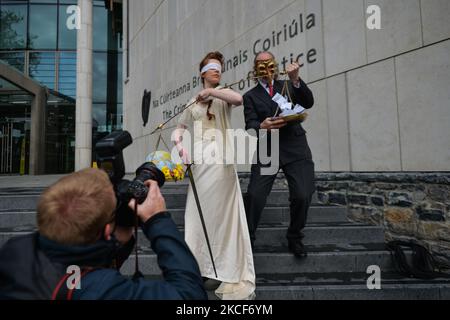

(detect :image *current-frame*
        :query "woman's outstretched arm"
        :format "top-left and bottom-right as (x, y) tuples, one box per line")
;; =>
(197, 88), (243, 106)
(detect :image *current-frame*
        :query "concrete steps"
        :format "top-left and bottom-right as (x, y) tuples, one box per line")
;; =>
(0, 190), (319, 210)
(0, 206), (348, 229)
(0, 223), (385, 248)
(142, 272), (450, 300)
(1, 183), (450, 300)
(255, 270), (450, 299)
(255, 282), (450, 300)
(120, 246), (398, 276)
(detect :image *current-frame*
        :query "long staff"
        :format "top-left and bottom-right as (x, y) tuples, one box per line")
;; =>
(186, 163), (218, 278)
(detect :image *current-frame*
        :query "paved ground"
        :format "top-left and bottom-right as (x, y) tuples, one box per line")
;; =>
(0, 174), (190, 189)
(0, 175), (65, 189)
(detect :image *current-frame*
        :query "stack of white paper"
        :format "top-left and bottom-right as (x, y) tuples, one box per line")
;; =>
(272, 93), (306, 116)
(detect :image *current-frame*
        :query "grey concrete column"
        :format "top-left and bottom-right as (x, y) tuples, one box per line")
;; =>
(75, 0), (93, 170)
(29, 88), (47, 175)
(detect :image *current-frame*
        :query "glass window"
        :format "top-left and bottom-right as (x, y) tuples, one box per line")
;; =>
(93, 6), (108, 51)
(0, 51), (25, 73)
(93, 103), (107, 131)
(45, 102), (75, 174)
(92, 51), (123, 134)
(29, 52), (56, 90)
(29, 4), (57, 50)
(0, 102), (31, 175)
(58, 51), (76, 98)
(0, 77), (9, 90)
(0, 77), (20, 91)
(93, 51), (122, 102)
(93, 52), (107, 103)
(115, 103), (123, 130)
(117, 52), (122, 103)
(93, 103), (122, 134)
(105, 51), (119, 104)
(29, 0), (57, 3)
(94, 1), (106, 7)
(0, 4), (28, 50)
(58, 5), (77, 50)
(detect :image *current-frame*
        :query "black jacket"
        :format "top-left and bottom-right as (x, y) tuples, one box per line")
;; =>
(0, 213), (207, 300)
(243, 79), (314, 166)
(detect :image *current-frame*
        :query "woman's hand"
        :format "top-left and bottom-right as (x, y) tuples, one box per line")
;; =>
(198, 88), (243, 106)
(197, 88), (213, 103)
(178, 146), (191, 165)
(179, 148), (190, 165)
(173, 126), (190, 164)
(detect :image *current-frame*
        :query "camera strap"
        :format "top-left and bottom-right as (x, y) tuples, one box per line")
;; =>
(132, 201), (144, 281)
(51, 268), (97, 300)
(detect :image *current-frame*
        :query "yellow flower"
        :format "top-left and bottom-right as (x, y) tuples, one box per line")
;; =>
(160, 167), (171, 180)
(172, 164), (185, 181)
(167, 167), (183, 181)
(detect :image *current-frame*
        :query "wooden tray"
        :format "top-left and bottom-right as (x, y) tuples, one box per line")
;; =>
(280, 113), (308, 123)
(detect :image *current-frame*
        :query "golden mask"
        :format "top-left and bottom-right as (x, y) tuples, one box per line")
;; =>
(254, 59), (279, 79)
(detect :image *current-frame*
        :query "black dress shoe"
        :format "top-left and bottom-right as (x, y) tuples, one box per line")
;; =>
(288, 240), (307, 258)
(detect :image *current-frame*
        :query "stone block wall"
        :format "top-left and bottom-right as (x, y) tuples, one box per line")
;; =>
(240, 172), (450, 256)
(315, 173), (450, 256)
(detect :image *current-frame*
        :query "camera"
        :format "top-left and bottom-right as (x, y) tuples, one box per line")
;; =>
(95, 130), (166, 227)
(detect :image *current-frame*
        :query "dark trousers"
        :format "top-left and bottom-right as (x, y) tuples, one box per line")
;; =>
(245, 159), (315, 243)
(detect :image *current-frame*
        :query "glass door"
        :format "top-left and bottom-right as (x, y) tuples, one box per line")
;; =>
(0, 104), (30, 175)
(45, 102), (75, 174)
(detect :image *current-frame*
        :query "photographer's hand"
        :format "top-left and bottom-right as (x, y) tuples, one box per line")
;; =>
(128, 180), (167, 224)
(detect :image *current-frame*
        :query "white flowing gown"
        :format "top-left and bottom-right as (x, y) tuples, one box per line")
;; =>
(178, 91), (256, 300)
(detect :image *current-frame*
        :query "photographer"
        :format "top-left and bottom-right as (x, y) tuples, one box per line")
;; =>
(0, 168), (207, 300)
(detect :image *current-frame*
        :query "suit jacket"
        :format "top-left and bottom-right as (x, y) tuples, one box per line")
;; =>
(243, 78), (314, 166)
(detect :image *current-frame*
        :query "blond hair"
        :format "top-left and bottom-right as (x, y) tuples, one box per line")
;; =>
(37, 168), (116, 246)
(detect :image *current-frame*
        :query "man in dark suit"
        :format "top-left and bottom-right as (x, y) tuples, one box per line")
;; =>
(243, 51), (315, 258)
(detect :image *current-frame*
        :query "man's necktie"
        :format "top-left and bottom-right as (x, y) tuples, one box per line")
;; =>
(268, 83), (274, 97)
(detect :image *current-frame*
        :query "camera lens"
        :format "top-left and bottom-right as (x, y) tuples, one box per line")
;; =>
(135, 162), (165, 187)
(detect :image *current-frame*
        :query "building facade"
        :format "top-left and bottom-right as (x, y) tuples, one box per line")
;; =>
(122, 0), (450, 254)
(122, 0), (450, 174)
(0, 0), (123, 174)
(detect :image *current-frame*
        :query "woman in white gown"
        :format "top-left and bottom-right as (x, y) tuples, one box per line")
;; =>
(172, 51), (255, 300)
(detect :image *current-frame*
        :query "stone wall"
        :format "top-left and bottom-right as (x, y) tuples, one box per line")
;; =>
(316, 173), (450, 256)
(240, 172), (450, 256)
